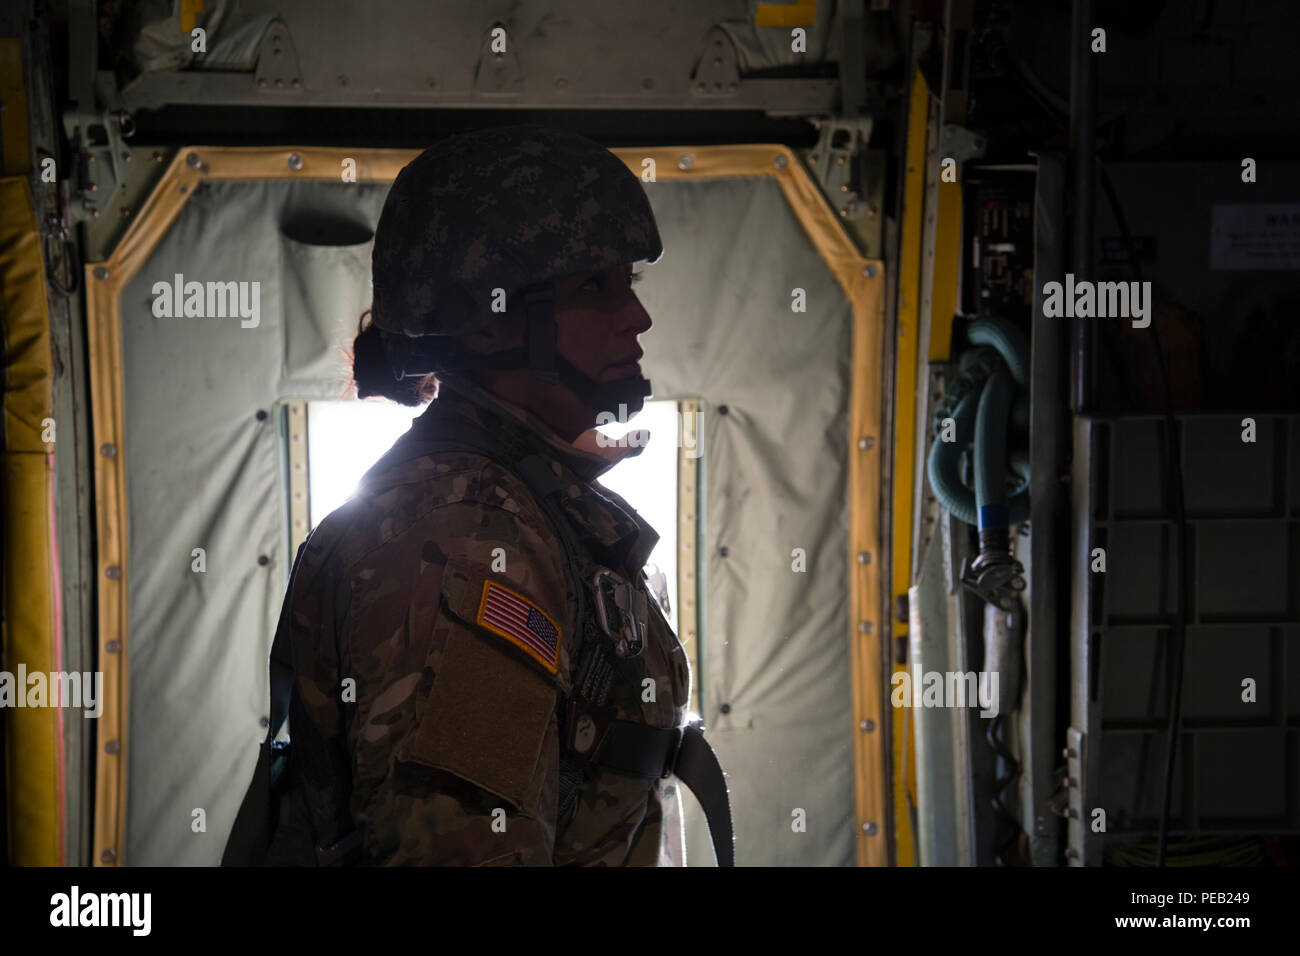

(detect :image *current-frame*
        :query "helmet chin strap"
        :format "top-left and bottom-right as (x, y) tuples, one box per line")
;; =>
(520, 281), (653, 418)
(394, 280), (653, 419)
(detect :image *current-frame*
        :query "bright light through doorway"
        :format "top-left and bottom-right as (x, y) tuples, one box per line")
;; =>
(306, 399), (429, 530)
(593, 401), (680, 635)
(305, 398), (681, 634)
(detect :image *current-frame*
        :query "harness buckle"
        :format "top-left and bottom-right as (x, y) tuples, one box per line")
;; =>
(591, 568), (646, 658)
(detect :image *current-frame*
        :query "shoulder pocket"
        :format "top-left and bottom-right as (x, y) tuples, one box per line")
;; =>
(401, 564), (560, 816)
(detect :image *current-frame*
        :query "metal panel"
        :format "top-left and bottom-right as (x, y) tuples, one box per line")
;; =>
(1024, 151), (1067, 865)
(1072, 414), (1300, 864)
(116, 0), (841, 114)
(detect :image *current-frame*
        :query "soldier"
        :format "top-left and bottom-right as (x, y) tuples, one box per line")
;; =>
(259, 125), (732, 866)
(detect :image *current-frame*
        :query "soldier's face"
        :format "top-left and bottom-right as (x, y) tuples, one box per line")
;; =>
(462, 264), (654, 442)
(552, 264), (652, 384)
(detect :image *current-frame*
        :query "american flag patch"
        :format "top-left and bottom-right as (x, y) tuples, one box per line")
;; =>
(476, 581), (562, 674)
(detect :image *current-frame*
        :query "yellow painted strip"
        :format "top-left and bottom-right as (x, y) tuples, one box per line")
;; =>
(0, 39), (30, 177)
(179, 0), (205, 35)
(754, 0), (818, 28)
(1, 176), (60, 864)
(928, 180), (963, 362)
(889, 70), (931, 869)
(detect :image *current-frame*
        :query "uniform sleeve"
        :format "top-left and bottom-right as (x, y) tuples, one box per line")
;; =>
(342, 481), (571, 866)
(267, 529), (356, 866)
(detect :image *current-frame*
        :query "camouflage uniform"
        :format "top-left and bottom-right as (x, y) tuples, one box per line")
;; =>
(265, 372), (691, 866)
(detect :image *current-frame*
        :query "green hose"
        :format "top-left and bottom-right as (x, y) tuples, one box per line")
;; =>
(927, 317), (1030, 528)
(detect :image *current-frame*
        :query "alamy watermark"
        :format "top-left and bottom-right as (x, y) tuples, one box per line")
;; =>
(891, 669), (1000, 718)
(0, 666), (103, 718)
(596, 404), (702, 459)
(151, 273), (261, 328)
(1041, 273), (1152, 328)
(50, 886), (150, 935)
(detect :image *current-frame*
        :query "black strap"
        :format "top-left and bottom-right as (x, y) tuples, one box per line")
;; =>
(589, 717), (735, 867)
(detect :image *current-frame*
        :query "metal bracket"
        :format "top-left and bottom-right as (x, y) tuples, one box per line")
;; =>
(474, 21), (523, 96)
(803, 118), (874, 219)
(690, 27), (740, 97)
(254, 20), (304, 93)
(1065, 726), (1086, 865)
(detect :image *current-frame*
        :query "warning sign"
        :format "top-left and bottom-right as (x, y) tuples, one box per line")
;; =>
(1211, 204), (1300, 270)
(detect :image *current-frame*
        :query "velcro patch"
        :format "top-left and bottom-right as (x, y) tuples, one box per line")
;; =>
(476, 581), (562, 675)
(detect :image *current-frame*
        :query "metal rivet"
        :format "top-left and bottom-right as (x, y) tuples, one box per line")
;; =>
(677, 153), (695, 171)
(837, 156), (846, 165)
(185, 151), (201, 168)
(719, 546), (729, 557)
(93, 266), (110, 280)
(105, 565), (121, 580)
(858, 436), (874, 450)
(100, 442), (116, 456)
(105, 640), (121, 653)
(863, 263), (879, 278)
(257, 77), (267, 88)
(259, 716), (270, 728)
(773, 154), (788, 169)
(152, 151), (164, 163)
(256, 409), (268, 422)
(555, 77), (567, 89)
(860, 719), (875, 732)
(857, 551), (872, 565)
(862, 822), (878, 835)
(274, 78), (284, 88)
(287, 153), (303, 171)
(858, 620), (873, 634)
(258, 555), (270, 566)
(719, 703), (731, 714)
(728, 82), (737, 91)
(717, 404), (729, 415)
(101, 849), (117, 863)
(105, 739), (120, 754)
(337, 74), (349, 86)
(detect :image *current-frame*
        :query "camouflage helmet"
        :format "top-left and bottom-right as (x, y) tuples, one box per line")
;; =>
(371, 124), (663, 340)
